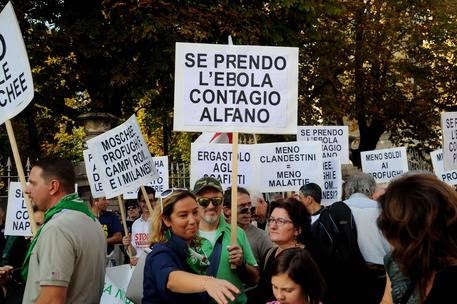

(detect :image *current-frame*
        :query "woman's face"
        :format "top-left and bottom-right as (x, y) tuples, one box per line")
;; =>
(271, 273), (307, 304)
(268, 207), (297, 246)
(164, 196), (200, 242)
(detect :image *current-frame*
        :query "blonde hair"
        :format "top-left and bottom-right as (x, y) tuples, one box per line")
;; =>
(149, 190), (197, 245)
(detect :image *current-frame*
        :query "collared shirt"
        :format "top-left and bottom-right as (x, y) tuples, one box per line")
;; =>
(143, 233), (209, 304)
(199, 216), (258, 304)
(344, 193), (390, 264)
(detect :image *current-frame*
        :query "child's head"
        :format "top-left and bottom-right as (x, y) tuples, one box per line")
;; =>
(270, 248), (325, 304)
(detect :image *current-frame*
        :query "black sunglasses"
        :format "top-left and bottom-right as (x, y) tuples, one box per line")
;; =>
(239, 206), (256, 214)
(197, 197), (223, 207)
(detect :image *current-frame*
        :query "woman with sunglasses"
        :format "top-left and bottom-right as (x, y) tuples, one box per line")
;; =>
(142, 190), (239, 304)
(257, 198), (313, 303)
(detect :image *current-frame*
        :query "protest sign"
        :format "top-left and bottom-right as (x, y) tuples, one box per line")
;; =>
(441, 111), (457, 171)
(83, 149), (105, 198)
(297, 126), (349, 164)
(4, 181), (32, 236)
(86, 114), (158, 198)
(174, 42), (298, 134)
(1, 2), (37, 234)
(253, 141), (323, 192)
(101, 264), (134, 304)
(321, 157), (342, 205)
(430, 149), (457, 185)
(0, 2), (34, 125)
(361, 147), (409, 183)
(123, 156), (169, 199)
(190, 143), (253, 190)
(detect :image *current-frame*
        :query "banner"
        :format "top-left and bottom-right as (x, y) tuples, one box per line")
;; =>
(174, 42), (298, 134)
(430, 149), (457, 185)
(83, 149), (105, 198)
(190, 143), (253, 190)
(297, 126), (349, 164)
(441, 111), (457, 171)
(361, 147), (409, 183)
(123, 156), (169, 199)
(0, 2), (34, 125)
(4, 181), (32, 236)
(253, 141), (323, 192)
(86, 114), (159, 198)
(321, 158), (342, 205)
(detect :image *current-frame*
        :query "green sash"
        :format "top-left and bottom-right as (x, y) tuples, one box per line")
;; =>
(20, 193), (95, 281)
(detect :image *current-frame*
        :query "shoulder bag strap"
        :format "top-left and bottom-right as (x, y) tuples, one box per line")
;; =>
(263, 247), (276, 272)
(207, 233), (224, 277)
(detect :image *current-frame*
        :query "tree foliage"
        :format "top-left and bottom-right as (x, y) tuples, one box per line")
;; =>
(1, 0), (457, 167)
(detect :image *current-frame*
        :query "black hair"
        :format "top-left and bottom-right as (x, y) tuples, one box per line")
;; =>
(299, 183), (322, 204)
(33, 158), (75, 194)
(271, 248), (326, 304)
(223, 186), (250, 207)
(137, 186), (156, 202)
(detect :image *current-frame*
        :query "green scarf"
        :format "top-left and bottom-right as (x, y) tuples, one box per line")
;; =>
(21, 193), (95, 281)
(186, 245), (210, 275)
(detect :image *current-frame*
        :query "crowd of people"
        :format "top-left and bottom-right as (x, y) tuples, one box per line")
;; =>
(0, 158), (456, 304)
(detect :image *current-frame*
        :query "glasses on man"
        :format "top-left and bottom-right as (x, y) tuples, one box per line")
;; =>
(127, 205), (138, 210)
(197, 197), (224, 208)
(268, 217), (293, 226)
(239, 206), (256, 215)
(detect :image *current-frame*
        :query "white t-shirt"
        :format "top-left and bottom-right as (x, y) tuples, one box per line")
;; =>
(199, 230), (217, 247)
(131, 216), (152, 258)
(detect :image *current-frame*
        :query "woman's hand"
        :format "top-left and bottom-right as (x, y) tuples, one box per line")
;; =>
(203, 276), (239, 304)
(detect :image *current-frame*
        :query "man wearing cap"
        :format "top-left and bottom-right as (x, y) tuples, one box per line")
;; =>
(194, 176), (259, 304)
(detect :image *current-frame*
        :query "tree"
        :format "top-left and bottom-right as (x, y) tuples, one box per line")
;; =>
(2, 0), (457, 168)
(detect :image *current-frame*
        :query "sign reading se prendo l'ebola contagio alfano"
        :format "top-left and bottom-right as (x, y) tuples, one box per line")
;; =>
(174, 42), (298, 134)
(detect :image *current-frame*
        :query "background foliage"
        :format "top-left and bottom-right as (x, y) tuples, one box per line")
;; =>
(1, 0), (457, 168)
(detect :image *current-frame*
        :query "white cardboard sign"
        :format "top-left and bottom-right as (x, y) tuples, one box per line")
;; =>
(253, 141), (323, 192)
(101, 264), (134, 304)
(86, 114), (159, 198)
(441, 112), (457, 171)
(430, 149), (457, 185)
(297, 126), (349, 164)
(0, 2), (34, 125)
(361, 147), (409, 183)
(83, 149), (105, 198)
(4, 181), (32, 236)
(123, 156), (169, 199)
(174, 42), (298, 134)
(190, 143), (253, 190)
(321, 157), (342, 205)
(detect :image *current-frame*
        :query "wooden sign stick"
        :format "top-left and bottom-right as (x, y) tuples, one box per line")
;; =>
(230, 132), (239, 245)
(117, 195), (133, 258)
(5, 119), (37, 235)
